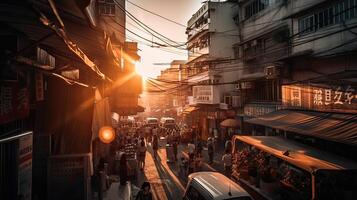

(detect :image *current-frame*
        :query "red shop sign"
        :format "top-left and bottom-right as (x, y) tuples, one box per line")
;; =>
(0, 81), (29, 124)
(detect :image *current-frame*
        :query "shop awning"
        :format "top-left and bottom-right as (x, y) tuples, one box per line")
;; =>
(220, 118), (240, 128)
(183, 106), (199, 114)
(246, 110), (357, 146)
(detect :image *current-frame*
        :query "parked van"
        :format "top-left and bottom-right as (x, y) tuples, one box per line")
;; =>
(145, 117), (159, 127)
(160, 117), (175, 128)
(183, 172), (253, 200)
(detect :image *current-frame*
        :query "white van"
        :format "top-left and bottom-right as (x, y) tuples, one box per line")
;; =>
(160, 117), (175, 128)
(183, 172), (253, 200)
(145, 117), (159, 127)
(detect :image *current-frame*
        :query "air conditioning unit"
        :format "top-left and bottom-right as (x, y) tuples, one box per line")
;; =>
(265, 65), (280, 79)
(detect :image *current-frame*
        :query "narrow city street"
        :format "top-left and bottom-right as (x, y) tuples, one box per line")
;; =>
(1, 1), (357, 200)
(104, 139), (219, 200)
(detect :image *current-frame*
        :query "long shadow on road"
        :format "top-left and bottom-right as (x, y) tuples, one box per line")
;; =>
(149, 146), (186, 200)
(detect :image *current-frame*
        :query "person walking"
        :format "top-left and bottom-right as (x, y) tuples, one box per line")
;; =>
(119, 153), (128, 185)
(135, 182), (153, 200)
(138, 139), (147, 171)
(188, 140), (195, 160)
(207, 138), (214, 164)
(196, 140), (203, 156)
(172, 138), (178, 161)
(222, 149), (233, 178)
(152, 133), (159, 159)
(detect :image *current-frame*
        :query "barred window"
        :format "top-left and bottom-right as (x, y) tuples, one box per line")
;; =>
(244, 0), (269, 19)
(298, 0), (357, 35)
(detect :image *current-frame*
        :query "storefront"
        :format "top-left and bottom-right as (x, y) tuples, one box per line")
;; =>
(0, 131), (33, 200)
(245, 83), (357, 159)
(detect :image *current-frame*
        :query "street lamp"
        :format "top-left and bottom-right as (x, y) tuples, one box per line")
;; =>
(98, 126), (115, 144)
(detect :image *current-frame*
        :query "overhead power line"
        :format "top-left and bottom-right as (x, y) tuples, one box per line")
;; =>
(125, 0), (187, 28)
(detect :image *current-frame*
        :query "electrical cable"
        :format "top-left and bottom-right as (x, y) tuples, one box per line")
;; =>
(125, 0), (187, 28)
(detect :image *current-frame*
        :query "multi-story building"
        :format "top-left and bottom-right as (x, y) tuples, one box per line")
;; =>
(240, 0), (357, 160)
(233, 0), (290, 128)
(0, 0), (142, 199)
(144, 60), (187, 119)
(185, 0), (240, 140)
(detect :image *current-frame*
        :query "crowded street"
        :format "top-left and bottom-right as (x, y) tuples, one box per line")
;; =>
(1, 0), (357, 200)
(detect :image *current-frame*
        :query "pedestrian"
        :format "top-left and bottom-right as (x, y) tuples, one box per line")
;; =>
(152, 133), (159, 159)
(207, 138), (214, 164)
(179, 156), (188, 176)
(138, 140), (147, 171)
(188, 156), (195, 174)
(188, 140), (195, 160)
(173, 138), (178, 161)
(195, 152), (203, 171)
(119, 153), (128, 185)
(196, 140), (203, 155)
(135, 181), (153, 200)
(222, 149), (233, 178)
(225, 140), (232, 153)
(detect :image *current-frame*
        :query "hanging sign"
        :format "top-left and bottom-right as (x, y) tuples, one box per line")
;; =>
(0, 81), (29, 124)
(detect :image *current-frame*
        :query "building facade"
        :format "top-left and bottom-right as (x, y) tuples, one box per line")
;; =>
(185, 0), (240, 140)
(0, 0), (142, 199)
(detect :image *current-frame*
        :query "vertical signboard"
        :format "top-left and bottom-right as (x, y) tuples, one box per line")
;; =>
(0, 81), (29, 124)
(18, 134), (33, 200)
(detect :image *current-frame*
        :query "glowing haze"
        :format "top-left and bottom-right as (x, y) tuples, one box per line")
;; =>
(127, 0), (203, 78)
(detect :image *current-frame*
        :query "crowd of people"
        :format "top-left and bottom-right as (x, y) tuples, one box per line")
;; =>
(94, 121), (234, 200)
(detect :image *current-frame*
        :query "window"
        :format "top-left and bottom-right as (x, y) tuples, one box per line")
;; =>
(299, 15), (314, 34)
(184, 186), (205, 200)
(244, 0), (269, 19)
(298, 0), (357, 34)
(99, 4), (115, 16)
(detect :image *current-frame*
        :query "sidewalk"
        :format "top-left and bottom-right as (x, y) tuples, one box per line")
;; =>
(103, 181), (137, 200)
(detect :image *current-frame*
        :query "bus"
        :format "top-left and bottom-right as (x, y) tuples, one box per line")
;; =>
(231, 136), (357, 200)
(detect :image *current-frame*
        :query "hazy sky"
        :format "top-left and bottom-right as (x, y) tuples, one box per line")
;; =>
(126, 0), (204, 78)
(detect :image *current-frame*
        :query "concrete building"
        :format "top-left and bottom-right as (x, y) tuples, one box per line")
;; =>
(233, 0), (290, 131)
(238, 0), (357, 161)
(143, 60), (187, 119)
(185, 0), (240, 140)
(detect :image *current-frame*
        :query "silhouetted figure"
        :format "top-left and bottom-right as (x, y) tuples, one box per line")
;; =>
(136, 182), (153, 200)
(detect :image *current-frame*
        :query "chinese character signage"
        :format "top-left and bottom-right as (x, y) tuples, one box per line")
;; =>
(193, 85), (220, 104)
(282, 84), (357, 113)
(0, 81), (29, 124)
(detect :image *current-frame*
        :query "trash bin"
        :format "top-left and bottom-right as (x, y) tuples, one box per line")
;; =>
(165, 144), (174, 163)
